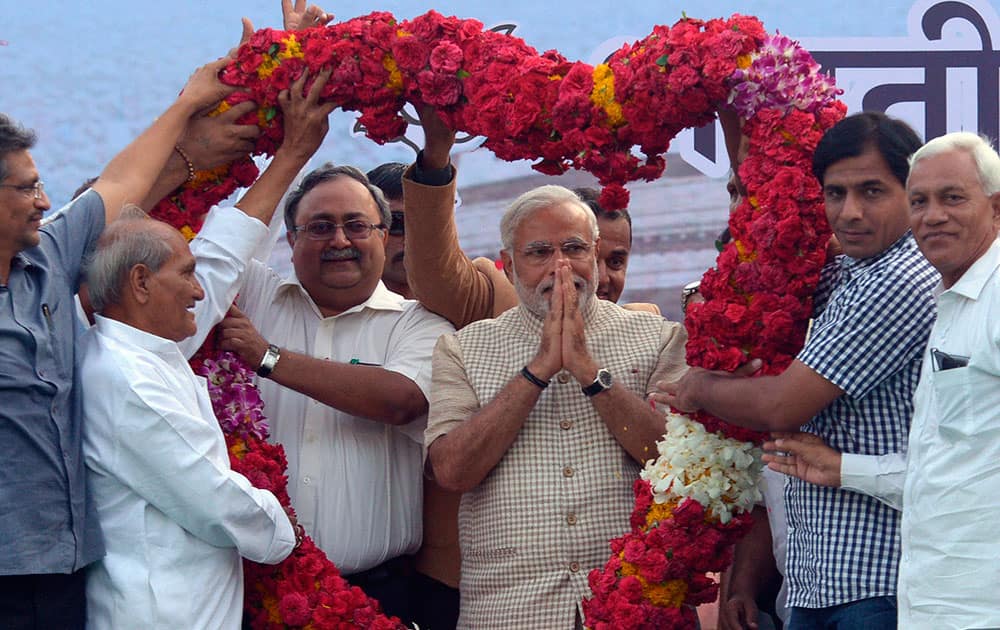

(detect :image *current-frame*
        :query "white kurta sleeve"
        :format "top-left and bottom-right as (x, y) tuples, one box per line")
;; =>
(840, 451), (907, 511)
(109, 378), (295, 564)
(178, 206), (269, 358)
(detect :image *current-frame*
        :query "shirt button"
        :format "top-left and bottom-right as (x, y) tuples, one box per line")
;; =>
(569, 561), (580, 573)
(559, 419), (573, 431)
(562, 466), (574, 478)
(566, 513), (577, 525)
(557, 372), (571, 384)
(303, 476), (312, 485)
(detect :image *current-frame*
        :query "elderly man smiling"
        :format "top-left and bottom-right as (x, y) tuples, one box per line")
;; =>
(425, 185), (687, 629)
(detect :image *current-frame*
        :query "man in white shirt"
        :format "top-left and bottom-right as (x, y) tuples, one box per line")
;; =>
(215, 164), (454, 623)
(80, 216), (295, 630)
(79, 62), (335, 630)
(765, 131), (1000, 629)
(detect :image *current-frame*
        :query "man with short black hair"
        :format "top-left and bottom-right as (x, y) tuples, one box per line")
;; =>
(658, 112), (939, 629)
(367, 161), (411, 298)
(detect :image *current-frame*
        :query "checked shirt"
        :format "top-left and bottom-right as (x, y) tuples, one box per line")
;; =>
(786, 232), (938, 609)
(426, 299), (687, 629)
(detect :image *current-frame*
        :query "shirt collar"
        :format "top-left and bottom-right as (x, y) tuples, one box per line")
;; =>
(840, 230), (914, 273)
(940, 236), (1000, 301)
(93, 314), (183, 358)
(276, 274), (407, 318)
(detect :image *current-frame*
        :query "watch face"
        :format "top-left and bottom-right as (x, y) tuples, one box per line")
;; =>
(598, 368), (613, 388)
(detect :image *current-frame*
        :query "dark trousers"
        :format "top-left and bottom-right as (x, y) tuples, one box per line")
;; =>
(347, 555), (416, 626)
(0, 570), (86, 630)
(411, 571), (460, 630)
(787, 596), (896, 630)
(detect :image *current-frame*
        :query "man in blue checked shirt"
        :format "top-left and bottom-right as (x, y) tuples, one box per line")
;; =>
(656, 112), (940, 630)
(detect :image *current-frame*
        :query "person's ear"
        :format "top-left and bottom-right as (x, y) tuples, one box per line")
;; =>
(500, 250), (514, 283)
(128, 264), (153, 305)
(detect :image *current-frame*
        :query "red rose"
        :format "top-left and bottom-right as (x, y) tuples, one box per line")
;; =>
(429, 41), (463, 73)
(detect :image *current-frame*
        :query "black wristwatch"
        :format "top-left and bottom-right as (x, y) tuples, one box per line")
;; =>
(582, 368), (613, 397)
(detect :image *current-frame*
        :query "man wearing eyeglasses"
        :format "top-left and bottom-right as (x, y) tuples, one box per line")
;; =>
(0, 57), (234, 629)
(215, 164), (454, 624)
(424, 185), (687, 628)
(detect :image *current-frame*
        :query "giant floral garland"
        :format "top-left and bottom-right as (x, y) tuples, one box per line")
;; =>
(151, 10), (844, 629)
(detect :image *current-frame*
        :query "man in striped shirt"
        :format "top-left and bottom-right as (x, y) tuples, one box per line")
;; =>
(658, 112), (939, 629)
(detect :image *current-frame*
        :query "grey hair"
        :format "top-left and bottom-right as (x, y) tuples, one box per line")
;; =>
(283, 163), (392, 234)
(0, 113), (37, 183)
(500, 185), (600, 252)
(86, 206), (174, 312)
(909, 132), (1000, 196)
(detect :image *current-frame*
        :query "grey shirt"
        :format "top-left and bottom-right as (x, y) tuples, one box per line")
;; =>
(0, 189), (105, 574)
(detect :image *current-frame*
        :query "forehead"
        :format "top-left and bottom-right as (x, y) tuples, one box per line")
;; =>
(298, 176), (380, 223)
(824, 147), (902, 189)
(597, 216), (630, 250)
(516, 202), (594, 246)
(908, 150), (980, 192)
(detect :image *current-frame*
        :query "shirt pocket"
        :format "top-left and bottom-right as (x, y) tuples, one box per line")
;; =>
(934, 366), (972, 442)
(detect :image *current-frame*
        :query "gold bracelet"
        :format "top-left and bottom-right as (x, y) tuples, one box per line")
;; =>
(173, 145), (196, 183)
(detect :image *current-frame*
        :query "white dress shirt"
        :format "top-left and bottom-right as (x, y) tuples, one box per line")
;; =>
(236, 263), (454, 574)
(897, 238), (1000, 629)
(82, 316), (295, 630)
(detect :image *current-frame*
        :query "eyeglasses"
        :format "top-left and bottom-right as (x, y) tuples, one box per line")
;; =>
(0, 180), (45, 199)
(519, 240), (594, 266)
(294, 219), (386, 241)
(681, 280), (701, 312)
(388, 211), (405, 236)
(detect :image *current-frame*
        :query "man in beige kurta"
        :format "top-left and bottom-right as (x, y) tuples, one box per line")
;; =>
(425, 185), (686, 629)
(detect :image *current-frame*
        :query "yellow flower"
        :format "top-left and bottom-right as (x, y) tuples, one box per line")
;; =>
(618, 558), (689, 608)
(191, 164), (230, 188)
(737, 54), (753, 69)
(735, 239), (758, 263)
(229, 439), (248, 460)
(277, 34), (303, 61)
(179, 226), (197, 242)
(256, 55), (280, 79)
(590, 64), (624, 127)
(644, 578), (688, 608)
(645, 500), (677, 529)
(383, 54), (403, 92)
(209, 101), (231, 117)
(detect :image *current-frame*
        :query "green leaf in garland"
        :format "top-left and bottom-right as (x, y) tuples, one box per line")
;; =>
(655, 54), (669, 67)
(457, 69), (471, 79)
(265, 107), (277, 122)
(268, 43), (279, 57)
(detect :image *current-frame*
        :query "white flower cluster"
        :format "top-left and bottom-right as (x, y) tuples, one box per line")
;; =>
(641, 412), (764, 524)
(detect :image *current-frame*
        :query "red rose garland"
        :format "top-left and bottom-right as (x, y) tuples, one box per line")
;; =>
(149, 11), (845, 628)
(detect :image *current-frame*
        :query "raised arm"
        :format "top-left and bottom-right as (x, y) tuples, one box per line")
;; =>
(91, 55), (237, 224)
(402, 106), (517, 328)
(652, 359), (843, 432)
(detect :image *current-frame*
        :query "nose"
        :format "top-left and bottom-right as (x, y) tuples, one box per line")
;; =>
(192, 277), (205, 301)
(326, 225), (353, 248)
(839, 191), (864, 222)
(921, 198), (949, 226)
(35, 188), (51, 212)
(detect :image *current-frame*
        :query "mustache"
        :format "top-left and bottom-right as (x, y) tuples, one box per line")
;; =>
(320, 247), (361, 261)
(538, 274), (586, 293)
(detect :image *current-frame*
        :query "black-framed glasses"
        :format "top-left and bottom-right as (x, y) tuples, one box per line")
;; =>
(0, 180), (45, 200)
(388, 211), (405, 236)
(294, 219), (386, 241)
(519, 239), (594, 266)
